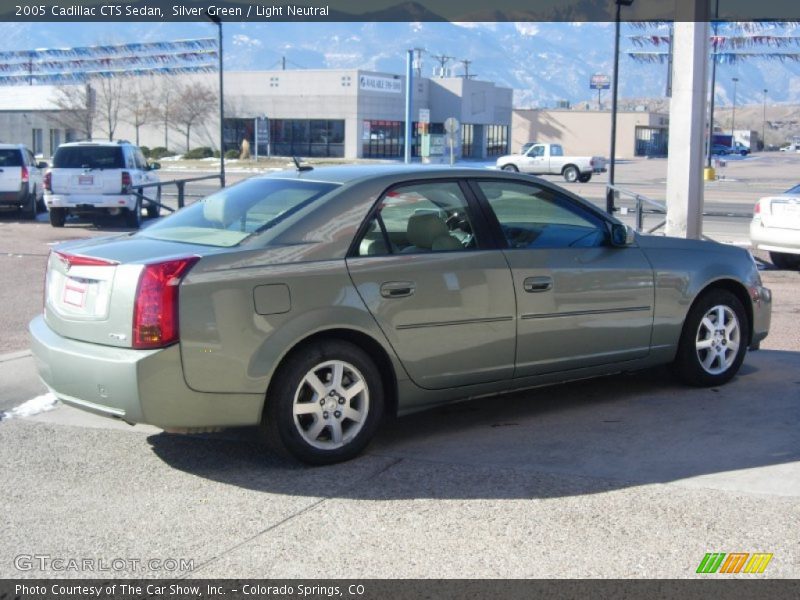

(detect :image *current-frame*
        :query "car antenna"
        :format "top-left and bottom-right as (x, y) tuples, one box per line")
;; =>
(292, 156), (313, 172)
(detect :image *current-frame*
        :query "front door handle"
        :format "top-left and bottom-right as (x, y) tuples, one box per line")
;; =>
(523, 276), (553, 293)
(380, 281), (416, 299)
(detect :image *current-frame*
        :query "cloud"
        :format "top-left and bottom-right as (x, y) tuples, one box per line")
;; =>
(232, 34), (262, 48)
(515, 23), (540, 37)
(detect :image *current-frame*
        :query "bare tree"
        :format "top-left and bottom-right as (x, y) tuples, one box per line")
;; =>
(50, 83), (96, 140)
(123, 78), (156, 146)
(170, 81), (217, 152)
(94, 76), (125, 141)
(151, 76), (176, 150)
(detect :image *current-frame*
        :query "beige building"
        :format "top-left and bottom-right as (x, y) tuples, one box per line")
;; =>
(512, 109), (670, 159)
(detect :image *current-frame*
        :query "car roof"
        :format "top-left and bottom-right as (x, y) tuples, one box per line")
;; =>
(57, 141), (132, 148)
(0, 143), (26, 150)
(264, 164), (502, 185)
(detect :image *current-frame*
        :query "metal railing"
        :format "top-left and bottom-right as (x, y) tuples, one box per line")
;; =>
(131, 174), (223, 213)
(607, 183), (752, 235)
(607, 184), (667, 233)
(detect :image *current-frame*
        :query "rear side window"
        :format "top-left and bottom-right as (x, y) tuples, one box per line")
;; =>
(53, 146), (124, 169)
(140, 178), (339, 247)
(0, 149), (23, 167)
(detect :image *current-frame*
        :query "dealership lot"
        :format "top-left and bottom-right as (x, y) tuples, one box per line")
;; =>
(0, 155), (799, 578)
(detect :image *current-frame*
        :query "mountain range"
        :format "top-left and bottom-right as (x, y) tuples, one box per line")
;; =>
(1, 20), (799, 108)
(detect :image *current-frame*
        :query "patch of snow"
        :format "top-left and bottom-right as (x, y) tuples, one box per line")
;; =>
(2, 393), (59, 419)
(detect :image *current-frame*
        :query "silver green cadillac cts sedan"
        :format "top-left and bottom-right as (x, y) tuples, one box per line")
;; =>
(30, 165), (771, 464)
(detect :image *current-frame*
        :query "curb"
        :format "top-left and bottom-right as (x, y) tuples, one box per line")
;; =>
(0, 350), (32, 363)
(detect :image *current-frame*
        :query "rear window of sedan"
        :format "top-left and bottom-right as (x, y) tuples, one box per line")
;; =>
(53, 146), (124, 169)
(139, 177), (339, 247)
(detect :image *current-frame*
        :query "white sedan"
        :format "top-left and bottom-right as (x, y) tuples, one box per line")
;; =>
(750, 183), (800, 269)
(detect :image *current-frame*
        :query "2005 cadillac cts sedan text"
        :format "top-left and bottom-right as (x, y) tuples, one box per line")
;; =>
(29, 166), (772, 464)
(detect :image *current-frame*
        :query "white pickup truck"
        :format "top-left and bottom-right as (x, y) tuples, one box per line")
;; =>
(496, 143), (606, 183)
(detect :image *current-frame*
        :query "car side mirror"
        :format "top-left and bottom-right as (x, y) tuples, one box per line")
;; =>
(37, 161), (48, 169)
(610, 223), (635, 247)
(149, 162), (161, 171)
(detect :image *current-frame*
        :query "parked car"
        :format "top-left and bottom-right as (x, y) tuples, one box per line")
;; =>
(496, 143), (606, 183)
(0, 143), (46, 219)
(750, 183), (800, 269)
(44, 140), (161, 228)
(30, 166), (771, 464)
(710, 144), (731, 156)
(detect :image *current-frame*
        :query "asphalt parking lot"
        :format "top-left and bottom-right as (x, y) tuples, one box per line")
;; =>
(0, 155), (798, 578)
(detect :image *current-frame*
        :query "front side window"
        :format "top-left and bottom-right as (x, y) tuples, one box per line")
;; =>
(357, 182), (478, 256)
(140, 178), (338, 247)
(477, 181), (605, 249)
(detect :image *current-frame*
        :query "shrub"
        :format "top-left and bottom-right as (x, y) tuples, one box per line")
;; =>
(224, 149), (239, 159)
(184, 146), (214, 159)
(149, 147), (175, 159)
(139, 146), (150, 158)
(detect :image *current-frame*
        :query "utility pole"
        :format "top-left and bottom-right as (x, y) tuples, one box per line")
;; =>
(731, 76), (739, 147)
(282, 56), (286, 70)
(762, 88), (768, 150)
(412, 48), (424, 78)
(460, 59), (472, 79)
(431, 54), (453, 78)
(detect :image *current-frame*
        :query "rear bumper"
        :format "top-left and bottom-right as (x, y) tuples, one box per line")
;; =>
(28, 315), (264, 428)
(46, 192), (136, 210)
(750, 220), (800, 254)
(0, 183), (27, 206)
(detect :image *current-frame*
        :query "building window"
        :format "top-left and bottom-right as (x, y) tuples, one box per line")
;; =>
(270, 119), (344, 157)
(269, 77), (279, 88)
(461, 124), (474, 158)
(31, 129), (43, 155)
(49, 129), (61, 156)
(341, 75), (351, 87)
(363, 120), (405, 158)
(486, 124), (508, 156)
(635, 126), (668, 157)
(65, 129), (78, 143)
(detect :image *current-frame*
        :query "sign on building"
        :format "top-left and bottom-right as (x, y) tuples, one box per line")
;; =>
(359, 75), (402, 94)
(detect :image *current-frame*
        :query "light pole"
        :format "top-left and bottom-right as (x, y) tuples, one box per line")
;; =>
(706, 0), (720, 168)
(606, 0), (634, 215)
(208, 13), (225, 187)
(762, 88), (768, 150)
(730, 76), (739, 148)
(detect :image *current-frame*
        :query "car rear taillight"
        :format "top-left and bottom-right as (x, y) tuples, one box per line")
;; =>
(43, 171), (51, 192)
(132, 257), (199, 349)
(754, 201), (761, 215)
(21, 166), (29, 183)
(121, 171), (132, 193)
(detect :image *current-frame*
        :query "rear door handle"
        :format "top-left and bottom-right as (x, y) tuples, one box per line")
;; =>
(523, 276), (553, 293)
(380, 281), (416, 298)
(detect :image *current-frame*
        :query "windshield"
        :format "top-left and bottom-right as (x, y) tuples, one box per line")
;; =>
(139, 177), (339, 247)
(53, 146), (124, 169)
(0, 149), (22, 167)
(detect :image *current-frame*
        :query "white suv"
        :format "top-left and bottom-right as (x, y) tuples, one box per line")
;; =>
(0, 143), (46, 219)
(44, 140), (161, 228)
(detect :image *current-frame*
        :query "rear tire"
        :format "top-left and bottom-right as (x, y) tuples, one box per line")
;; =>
(563, 165), (579, 182)
(124, 199), (142, 229)
(49, 208), (66, 228)
(22, 190), (37, 220)
(578, 173), (592, 183)
(769, 251), (800, 270)
(261, 339), (384, 465)
(501, 164), (518, 172)
(672, 289), (749, 387)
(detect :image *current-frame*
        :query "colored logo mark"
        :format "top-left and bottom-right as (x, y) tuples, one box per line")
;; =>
(696, 552), (773, 574)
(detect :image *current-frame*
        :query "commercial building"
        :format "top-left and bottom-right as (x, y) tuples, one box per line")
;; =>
(512, 108), (670, 159)
(0, 68), (513, 161)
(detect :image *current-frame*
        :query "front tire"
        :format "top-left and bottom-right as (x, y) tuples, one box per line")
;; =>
(49, 207), (66, 228)
(262, 340), (384, 465)
(770, 251), (800, 270)
(563, 165), (579, 182)
(672, 289), (749, 387)
(501, 164), (518, 172)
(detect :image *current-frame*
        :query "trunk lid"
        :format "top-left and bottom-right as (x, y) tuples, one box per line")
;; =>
(44, 235), (220, 348)
(760, 195), (800, 231)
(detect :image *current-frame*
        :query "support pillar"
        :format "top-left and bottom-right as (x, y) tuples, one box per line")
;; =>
(665, 20), (709, 239)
